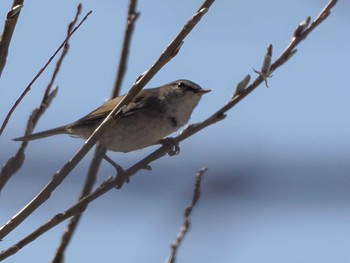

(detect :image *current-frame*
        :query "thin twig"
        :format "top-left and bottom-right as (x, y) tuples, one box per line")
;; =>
(0, 0), (337, 259)
(0, 4), (82, 192)
(0, 9), (92, 136)
(167, 167), (207, 263)
(271, 0), (338, 72)
(0, 0), (214, 250)
(0, 0), (24, 78)
(51, 1), (139, 261)
(112, 0), (139, 97)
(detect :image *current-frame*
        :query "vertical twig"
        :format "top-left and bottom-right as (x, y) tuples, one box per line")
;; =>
(112, 0), (139, 97)
(167, 168), (208, 263)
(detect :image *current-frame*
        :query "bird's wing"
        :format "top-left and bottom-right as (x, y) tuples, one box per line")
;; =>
(69, 92), (147, 128)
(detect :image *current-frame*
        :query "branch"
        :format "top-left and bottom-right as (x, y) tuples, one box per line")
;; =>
(0, 4), (82, 192)
(51, 1), (139, 261)
(167, 167), (207, 263)
(0, 9), (92, 136)
(0, 0), (24, 78)
(0, 0), (214, 247)
(112, 0), (139, 97)
(271, 0), (338, 72)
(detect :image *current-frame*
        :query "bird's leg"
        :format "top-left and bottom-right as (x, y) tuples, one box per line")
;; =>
(159, 137), (180, 156)
(97, 145), (129, 188)
(101, 152), (129, 188)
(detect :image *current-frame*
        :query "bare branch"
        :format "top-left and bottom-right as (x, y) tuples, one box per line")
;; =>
(0, 9), (92, 136)
(51, 2), (139, 261)
(167, 167), (207, 263)
(0, 0), (24, 78)
(270, 0), (338, 71)
(0, 0), (214, 249)
(0, 4), (82, 192)
(112, 0), (139, 97)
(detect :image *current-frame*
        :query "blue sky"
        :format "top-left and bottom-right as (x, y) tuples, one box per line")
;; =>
(0, 1), (350, 262)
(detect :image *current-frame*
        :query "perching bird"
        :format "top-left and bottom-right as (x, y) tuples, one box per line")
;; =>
(14, 80), (210, 152)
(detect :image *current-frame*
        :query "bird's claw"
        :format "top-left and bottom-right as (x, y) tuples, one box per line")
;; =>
(160, 137), (180, 156)
(115, 168), (129, 189)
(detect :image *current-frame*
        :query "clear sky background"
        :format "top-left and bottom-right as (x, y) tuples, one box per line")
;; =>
(0, 0), (350, 262)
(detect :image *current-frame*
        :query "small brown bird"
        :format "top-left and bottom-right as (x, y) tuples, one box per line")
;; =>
(14, 80), (210, 152)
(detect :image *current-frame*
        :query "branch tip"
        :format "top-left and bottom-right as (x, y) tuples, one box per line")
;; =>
(294, 16), (311, 37)
(8, 4), (23, 18)
(253, 44), (273, 88)
(234, 74), (251, 96)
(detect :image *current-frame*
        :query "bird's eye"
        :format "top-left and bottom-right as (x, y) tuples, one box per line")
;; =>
(177, 81), (188, 89)
(176, 80), (202, 93)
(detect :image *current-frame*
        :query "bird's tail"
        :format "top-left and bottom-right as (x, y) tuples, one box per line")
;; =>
(13, 125), (68, 141)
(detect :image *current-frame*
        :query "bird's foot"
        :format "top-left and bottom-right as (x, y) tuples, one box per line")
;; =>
(101, 152), (129, 188)
(160, 137), (180, 156)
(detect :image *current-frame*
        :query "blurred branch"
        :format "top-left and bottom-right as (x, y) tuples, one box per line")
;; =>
(0, 4), (82, 192)
(167, 167), (207, 263)
(0, 9), (92, 136)
(51, 1), (139, 262)
(0, 0), (24, 78)
(0, 0), (214, 257)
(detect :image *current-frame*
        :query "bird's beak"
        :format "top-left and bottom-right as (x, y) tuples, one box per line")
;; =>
(197, 89), (211, 95)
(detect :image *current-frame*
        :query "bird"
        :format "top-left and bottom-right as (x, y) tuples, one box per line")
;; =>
(14, 80), (210, 153)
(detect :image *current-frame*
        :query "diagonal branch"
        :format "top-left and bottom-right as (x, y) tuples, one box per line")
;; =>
(167, 167), (207, 263)
(0, 0), (214, 247)
(0, 9), (92, 136)
(271, 0), (338, 71)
